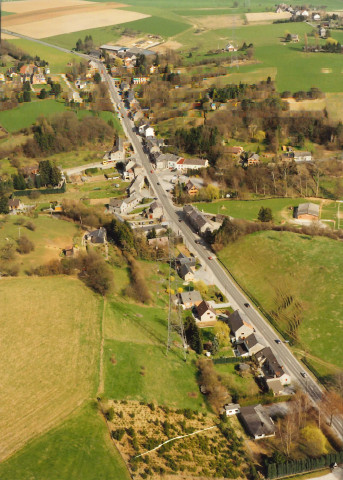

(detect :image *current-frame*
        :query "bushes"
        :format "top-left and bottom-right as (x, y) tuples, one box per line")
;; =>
(125, 254), (151, 304)
(197, 358), (230, 413)
(16, 235), (34, 254)
(25, 221), (36, 231)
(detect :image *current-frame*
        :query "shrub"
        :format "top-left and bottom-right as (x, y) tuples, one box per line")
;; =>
(25, 221), (36, 231)
(105, 407), (114, 421)
(111, 429), (125, 441)
(17, 235), (34, 254)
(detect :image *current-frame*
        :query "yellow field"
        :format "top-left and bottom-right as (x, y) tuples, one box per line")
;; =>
(2, 0), (148, 39)
(0, 276), (102, 460)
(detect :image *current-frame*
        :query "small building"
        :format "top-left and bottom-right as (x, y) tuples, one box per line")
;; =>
(179, 263), (195, 282)
(180, 290), (203, 309)
(196, 300), (216, 322)
(226, 146), (244, 156)
(266, 378), (284, 395)
(224, 403), (240, 416)
(84, 227), (107, 244)
(185, 180), (199, 196)
(313, 13), (321, 21)
(175, 252), (196, 268)
(293, 151), (312, 163)
(239, 404), (276, 439)
(319, 26), (327, 38)
(294, 202), (319, 221)
(225, 43), (238, 52)
(246, 153), (260, 166)
(290, 34), (299, 43)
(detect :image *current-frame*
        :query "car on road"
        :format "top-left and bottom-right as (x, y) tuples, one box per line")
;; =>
(301, 372), (307, 378)
(275, 339), (281, 344)
(150, 170), (153, 173)
(178, 219), (182, 222)
(208, 256), (213, 260)
(157, 182), (160, 185)
(244, 303), (250, 308)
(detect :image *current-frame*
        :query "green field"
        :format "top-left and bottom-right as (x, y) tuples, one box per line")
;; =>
(219, 230), (343, 374)
(120, 15), (189, 37)
(45, 26), (121, 51)
(8, 39), (75, 73)
(0, 99), (66, 132)
(103, 298), (204, 409)
(196, 197), (316, 223)
(0, 405), (130, 480)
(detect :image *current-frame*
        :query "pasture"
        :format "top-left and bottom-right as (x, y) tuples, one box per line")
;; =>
(119, 15), (189, 37)
(0, 276), (102, 460)
(0, 99), (66, 133)
(218, 230), (343, 374)
(195, 197), (316, 223)
(0, 404), (130, 480)
(0, 215), (80, 273)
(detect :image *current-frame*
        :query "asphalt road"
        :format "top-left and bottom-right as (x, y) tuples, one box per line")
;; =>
(98, 65), (343, 438)
(2, 29), (341, 437)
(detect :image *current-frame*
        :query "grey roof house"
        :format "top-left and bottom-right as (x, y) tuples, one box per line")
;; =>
(239, 404), (276, 439)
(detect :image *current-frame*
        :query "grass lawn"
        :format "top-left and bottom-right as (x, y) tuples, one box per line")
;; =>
(0, 277), (102, 460)
(196, 197), (316, 223)
(0, 215), (80, 274)
(0, 404), (130, 480)
(218, 230), (343, 373)
(0, 99), (66, 133)
(214, 362), (260, 400)
(44, 25), (121, 50)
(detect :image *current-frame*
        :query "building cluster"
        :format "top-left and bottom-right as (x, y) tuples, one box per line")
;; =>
(225, 309), (291, 394)
(3, 63), (50, 85)
(100, 44), (155, 72)
(275, 3), (321, 20)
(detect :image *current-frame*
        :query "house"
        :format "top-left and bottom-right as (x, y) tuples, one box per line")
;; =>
(75, 78), (87, 89)
(243, 333), (266, 356)
(109, 194), (141, 215)
(32, 73), (46, 85)
(319, 26), (327, 38)
(266, 378), (284, 395)
(175, 252), (196, 268)
(179, 263), (195, 282)
(138, 124), (155, 138)
(84, 227), (107, 244)
(293, 151), (312, 163)
(146, 201), (163, 220)
(290, 34), (299, 43)
(68, 90), (82, 103)
(294, 202), (319, 221)
(225, 310), (255, 343)
(175, 158), (209, 172)
(185, 180), (199, 196)
(246, 153), (260, 166)
(239, 404), (276, 439)
(301, 9), (309, 17)
(8, 198), (23, 211)
(180, 290), (203, 309)
(196, 300), (217, 322)
(226, 146), (244, 156)
(224, 403), (240, 416)
(133, 77), (148, 85)
(313, 12), (321, 21)
(225, 43), (237, 52)
(20, 164), (39, 178)
(255, 347), (290, 386)
(87, 60), (99, 78)
(105, 137), (125, 163)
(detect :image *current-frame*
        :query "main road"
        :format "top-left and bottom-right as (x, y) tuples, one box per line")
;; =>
(2, 28), (341, 437)
(98, 65), (343, 438)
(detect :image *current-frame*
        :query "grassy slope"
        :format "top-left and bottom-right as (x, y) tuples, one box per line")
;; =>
(196, 198), (318, 224)
(218, 230), (343, 371)
(0, 276), (102, 460)
(0, 404), (130, 480)
(0, 99), (66, 132)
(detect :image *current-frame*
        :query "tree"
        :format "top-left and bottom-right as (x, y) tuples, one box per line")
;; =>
(205, 184), (220, 201)
(12, 174), (26, 190)
(94, 72), (101, 84)
(0, 195), (9, 214)
(77, 251), (113, 296)
(17, 236), (34, 254)
(50, 82), (61, 97)
(321, 390), (343, 426)
(258, 206), (273, 222)
(39, 88), (48, 99)
(184, 314), (203, 354)
(23, 80), (31, 91)
(300, 425), (328, 456)
(213, 321), (230, 347)
(147, 227), (157, 239)
(23, 90), (31, 102)
(211, 336), (220, 355)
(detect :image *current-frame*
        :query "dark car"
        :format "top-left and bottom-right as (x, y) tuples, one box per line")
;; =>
(244, 303), (250, 308)
(275, 339), (281, 344)
(157, 182), (160, 185)
(301, 372), (307, 378)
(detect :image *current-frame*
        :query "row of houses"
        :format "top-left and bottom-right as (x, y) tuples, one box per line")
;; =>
(183, 205), (221, 236)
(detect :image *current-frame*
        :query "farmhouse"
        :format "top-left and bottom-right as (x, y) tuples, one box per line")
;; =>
(180, 290), (203, 309)
(239, 404), (276, 439)
(196, 300), (216, 322)
(225, 310), (255, 343)
(294, 202), (319, 221)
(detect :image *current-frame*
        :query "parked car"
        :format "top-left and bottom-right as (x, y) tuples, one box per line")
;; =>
(244, 303), (250, 308)
(301, 372), (307, 378)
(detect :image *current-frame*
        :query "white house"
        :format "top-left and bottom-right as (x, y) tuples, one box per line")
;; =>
(224, 403), (240, 416)
(175, 158), (209, 171)
(226, 310), (255, 343)
(196, 300), (216, 322)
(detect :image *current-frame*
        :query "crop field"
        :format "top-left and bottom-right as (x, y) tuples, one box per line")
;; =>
(219, 230), (343, 375)
(0, 277), (102, 460)
(0, 404), (130, 480)
(0, 99), (66, 133)
(0, 215), (80, 273)
(195, 197), (318, 223)
(2, 0), (148, 39)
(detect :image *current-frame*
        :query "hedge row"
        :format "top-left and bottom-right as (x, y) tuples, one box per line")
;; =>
(266, 451), (343, 479)
(213, 356), (251, 364)
(12, 182), (66, 197)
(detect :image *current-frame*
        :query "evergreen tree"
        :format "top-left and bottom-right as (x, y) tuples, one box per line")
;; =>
(12, 174), (26, 190)
(258, 206), (273, 222)
(23, 90), (31, 102)
(0, 194), (9, 214)
(50, 166), (62, 186)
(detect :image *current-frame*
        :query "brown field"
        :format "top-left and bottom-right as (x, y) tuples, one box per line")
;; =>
(191, 14), (243, 30)
(2, 1), (148, 39)
(287, 97), (326, 112)
(152, 40), (183, 52)
(246, 11), (292, 22)
(0, 276), (101, 461)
